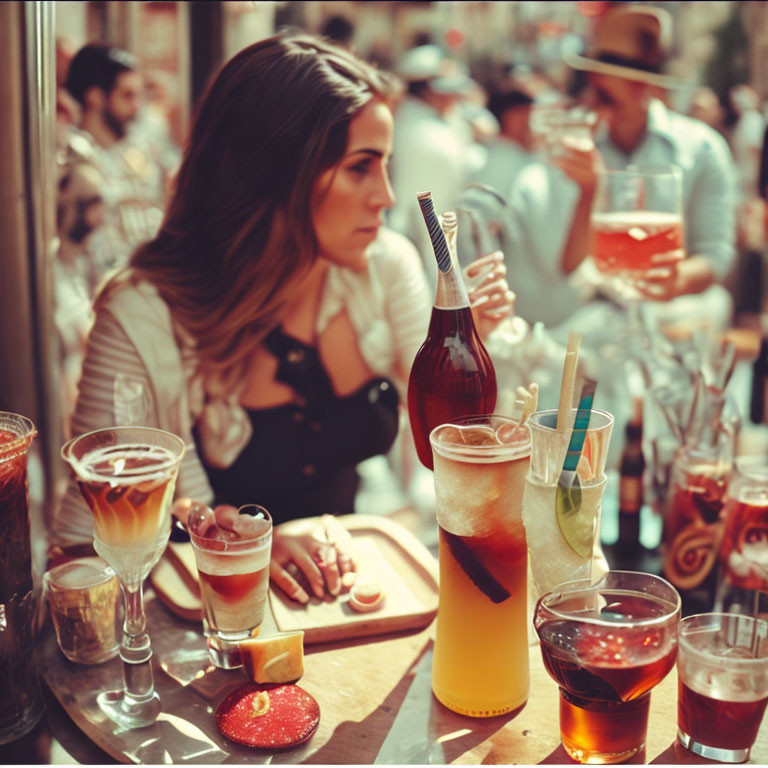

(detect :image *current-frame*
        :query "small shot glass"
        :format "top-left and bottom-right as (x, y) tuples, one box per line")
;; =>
(45, 557), (121, 665)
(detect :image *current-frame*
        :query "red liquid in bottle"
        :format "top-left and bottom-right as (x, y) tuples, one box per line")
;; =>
(408, 306), (497, 469)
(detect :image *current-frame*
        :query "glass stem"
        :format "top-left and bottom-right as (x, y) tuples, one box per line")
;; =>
(119, 580), (155, 703)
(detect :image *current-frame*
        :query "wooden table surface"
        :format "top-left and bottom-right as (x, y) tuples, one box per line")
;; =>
(41, 588), (768, 765)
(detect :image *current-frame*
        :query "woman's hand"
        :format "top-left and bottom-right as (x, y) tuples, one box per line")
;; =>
(270, 516), (357, 604)
(465, 251), (515, 340)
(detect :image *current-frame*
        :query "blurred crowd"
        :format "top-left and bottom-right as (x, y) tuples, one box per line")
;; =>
(52, 3), (768, 535)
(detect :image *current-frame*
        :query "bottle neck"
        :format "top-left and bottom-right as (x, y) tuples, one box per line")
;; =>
(434, 265), (470, 309)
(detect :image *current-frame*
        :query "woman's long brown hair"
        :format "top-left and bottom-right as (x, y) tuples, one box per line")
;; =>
(103, 33), (397, 378)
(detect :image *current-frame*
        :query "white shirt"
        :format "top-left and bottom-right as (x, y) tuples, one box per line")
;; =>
(595, 99), (737, 279)
(469, 138), (537, 201)
(389, 97), (478, 286)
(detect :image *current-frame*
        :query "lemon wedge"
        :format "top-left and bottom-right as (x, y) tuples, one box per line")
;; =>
(239, 631), (304, 683)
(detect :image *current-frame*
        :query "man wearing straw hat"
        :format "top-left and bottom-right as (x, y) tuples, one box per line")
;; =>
(564, 3), (736, 310)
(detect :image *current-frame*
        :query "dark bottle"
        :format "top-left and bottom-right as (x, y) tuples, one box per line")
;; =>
(407, 193), (497, 470)
(616, 398), (645, 564)
(749, 327), (768, 424)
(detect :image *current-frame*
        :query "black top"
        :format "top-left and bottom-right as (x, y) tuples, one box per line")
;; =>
(193, 325), (400, 523)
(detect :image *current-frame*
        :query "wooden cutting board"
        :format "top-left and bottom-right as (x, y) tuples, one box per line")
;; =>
(149, 514), (439, 644)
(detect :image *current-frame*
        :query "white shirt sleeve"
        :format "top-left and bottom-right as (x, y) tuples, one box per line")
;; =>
(686, 133), (737, 279)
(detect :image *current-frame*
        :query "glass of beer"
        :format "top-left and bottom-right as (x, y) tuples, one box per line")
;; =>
(534, 570), (681, 764)
(188, 504), (272, 668)
(677, 612), (768, 763)
(430, 415), (531, 717)
(591, 165), (684, 284)
(61, 426), (185, 729)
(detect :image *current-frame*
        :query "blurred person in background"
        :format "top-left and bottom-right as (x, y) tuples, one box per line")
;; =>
(52, 33), (513, 602)
(65, 43), (165, 293)
(565, 4), (736, 313)
(388, 44), (486, 286)
(728, 84), (764, 201)
(469, 82), (537, 200)
(687, 86), (725, 136)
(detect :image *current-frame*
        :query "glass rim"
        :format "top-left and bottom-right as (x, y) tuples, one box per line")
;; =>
(188, 504), (273, 550)
(598, 163), (683, 180)
(679, 612), (768, 665)
(61, 425), (186, 462)
(429, 414), (531, 461)
(44, 556), (116, 591)
(0, 411), (37, 463)
(527, 407), (614, 434)
(537, 570), (681, 628)
(734, 454), (768, 477)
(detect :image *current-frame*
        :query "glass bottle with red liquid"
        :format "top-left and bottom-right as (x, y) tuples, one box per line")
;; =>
(407, 192), (497, 470)
(0, 412), (43, 744)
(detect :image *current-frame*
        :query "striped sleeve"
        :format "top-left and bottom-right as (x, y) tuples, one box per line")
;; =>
(51, 310), (212, 547)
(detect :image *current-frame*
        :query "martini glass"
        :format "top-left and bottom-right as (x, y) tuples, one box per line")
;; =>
(61, 426), (185, 729)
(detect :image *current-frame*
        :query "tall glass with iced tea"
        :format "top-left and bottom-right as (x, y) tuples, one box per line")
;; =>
(430, 415), (531, 717)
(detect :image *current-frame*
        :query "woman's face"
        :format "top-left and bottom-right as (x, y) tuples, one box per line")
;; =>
(312, 99), (395, 271)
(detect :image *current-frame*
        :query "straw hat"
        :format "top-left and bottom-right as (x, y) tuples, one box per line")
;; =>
(564, 4), (680, 89)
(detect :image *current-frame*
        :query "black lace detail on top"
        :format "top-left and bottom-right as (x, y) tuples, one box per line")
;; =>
(193, 325), (400, 523)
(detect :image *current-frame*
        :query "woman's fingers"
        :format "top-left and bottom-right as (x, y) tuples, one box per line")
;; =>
(270, 560), (310, 604)
(289, 545), (326, 600)
(314, 544), (341, 597)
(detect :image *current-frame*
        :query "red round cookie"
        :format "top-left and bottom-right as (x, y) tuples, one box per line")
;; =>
(216, 683), (320, 750)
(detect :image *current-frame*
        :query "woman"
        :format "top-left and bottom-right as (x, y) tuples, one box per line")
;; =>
(53, 33), (513, 602)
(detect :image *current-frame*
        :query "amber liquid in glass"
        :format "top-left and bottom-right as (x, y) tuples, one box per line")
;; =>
(678, 678), (768, 752)
(537, 593), (677, 763)
(408, 307), (496, 469)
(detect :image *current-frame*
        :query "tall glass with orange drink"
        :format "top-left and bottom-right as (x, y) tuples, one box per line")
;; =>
(430, 415), (531, 717)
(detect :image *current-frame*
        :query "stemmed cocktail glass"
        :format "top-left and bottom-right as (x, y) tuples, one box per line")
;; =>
(61, 426), (185, 729)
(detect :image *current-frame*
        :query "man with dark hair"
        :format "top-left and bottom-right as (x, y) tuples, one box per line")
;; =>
(61, 43), (164, 291)
(471, 85), (536, 196)
(65, 44), (141, 147)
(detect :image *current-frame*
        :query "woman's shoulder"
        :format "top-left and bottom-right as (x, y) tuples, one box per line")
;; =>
(94, 273), (176, 343)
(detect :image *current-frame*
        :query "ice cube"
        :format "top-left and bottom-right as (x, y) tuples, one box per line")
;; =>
(188, 506), (217, 538)
(628, 227), (649, 241)
(459, 426), (497, 446)
(214, 506), (240, 532)
(234, 515), (270, 539)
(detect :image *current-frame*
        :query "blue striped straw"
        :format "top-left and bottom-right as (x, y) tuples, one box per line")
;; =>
(417, 192), (452, 273)
(561, 377), (597, 473)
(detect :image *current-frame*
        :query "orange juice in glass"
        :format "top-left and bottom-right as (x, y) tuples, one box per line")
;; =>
(430, 415), (531, 717)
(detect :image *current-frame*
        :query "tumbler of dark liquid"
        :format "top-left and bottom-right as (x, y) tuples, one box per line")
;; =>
(0, 412), (43, 744)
